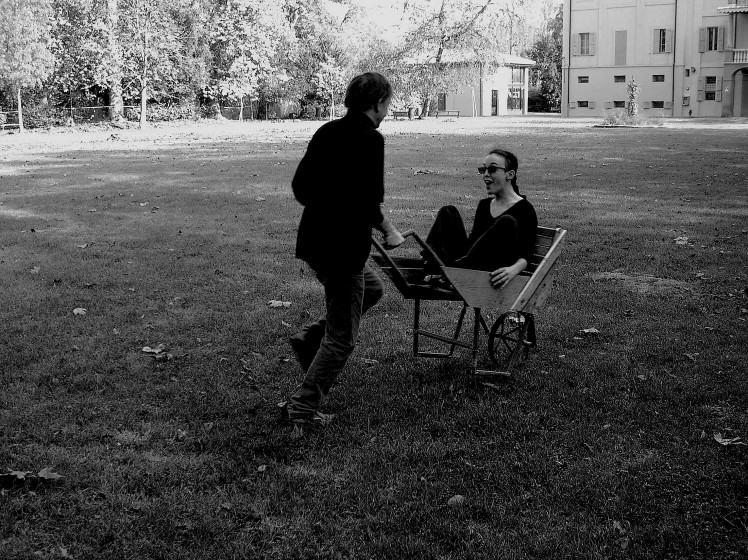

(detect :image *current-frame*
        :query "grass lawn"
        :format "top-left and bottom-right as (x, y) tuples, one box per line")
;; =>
(1, 118), (746, 559)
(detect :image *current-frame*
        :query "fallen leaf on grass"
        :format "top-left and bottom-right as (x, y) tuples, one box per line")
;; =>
(0, 468), (63, 489)
(413, 169), (436, 175)
(447, 494), (466, 507)
(362, 358), (379, 366)
(72, 308), (87, 316)
(76, 243), (90, 249)
(579, 327), (600, 336)
(255, 196), (266, 202)
(37, 467), (64, 481)
(713, 433), (746, 446)
(59, 546), (74, 559)
(674, 236), (690, 245)
(268, 300), (291, 308)
(281, 321), (292, 327)
(142, 344), (166, 354)
(684, 353), (699, 362)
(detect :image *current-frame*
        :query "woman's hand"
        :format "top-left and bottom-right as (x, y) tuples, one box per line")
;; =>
(489, 259), (527, 289)
(489, 267), (516, 289)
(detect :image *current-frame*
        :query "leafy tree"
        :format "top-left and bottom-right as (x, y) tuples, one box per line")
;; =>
(391, 0), (528, 116)
(0, 0), (54, 132)
(116, 0), (209, 126)
(207, 0), (295, 119)
(526, 2), (562, 112)
(310, 56), (347, 119)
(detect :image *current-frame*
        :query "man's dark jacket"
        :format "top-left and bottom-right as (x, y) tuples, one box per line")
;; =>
(293, 110), (385, 274)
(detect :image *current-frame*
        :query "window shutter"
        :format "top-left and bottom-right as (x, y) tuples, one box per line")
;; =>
(569, 101), (577, 108)
(590, 33), (597, 55)
(665, 29), (673, 53)
(572, 34), (580, 56)
(589, 101), (596, 109)
(664, 101), (673, 109)
(697, 77), (705, 101)
(652, 29), (658, 53)
(605, 101), (613, 109)
(698, 28), (706, 53)
(642, 101), (652, 109)
(717, 27), (725, 51)
(715, 77), (723, 101)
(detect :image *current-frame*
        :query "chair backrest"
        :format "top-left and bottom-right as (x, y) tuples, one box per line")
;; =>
(525, 226), (562, 275)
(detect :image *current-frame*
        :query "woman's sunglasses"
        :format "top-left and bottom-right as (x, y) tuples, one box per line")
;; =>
(478, 165), (506, 174)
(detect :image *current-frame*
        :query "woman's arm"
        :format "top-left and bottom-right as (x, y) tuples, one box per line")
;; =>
(489, 257), (528, 289)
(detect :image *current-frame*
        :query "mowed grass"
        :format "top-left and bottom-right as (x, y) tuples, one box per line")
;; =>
(0, 120), (746, 559)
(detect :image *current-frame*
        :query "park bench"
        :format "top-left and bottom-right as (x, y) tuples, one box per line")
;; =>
(371, 225), (567, 378)
(435, 110), (460, 118)
(391, 110), (410, 120)
(0, 113), (19, 130)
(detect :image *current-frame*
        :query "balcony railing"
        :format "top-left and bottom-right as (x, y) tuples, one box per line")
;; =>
(718, 1), (748, 12)
(730, 49), (748, 63)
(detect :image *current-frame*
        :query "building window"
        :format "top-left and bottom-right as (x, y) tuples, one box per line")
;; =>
(580, 33), (590, 55)
(578, 76), (589, 83)
(682, 96), (690, 106)
(511, 67), (523, 83)
(652, 101), (665, 109)
(652, 75), (665, 82)
(656, 29), (667, 53)
(614, 30), (627, 65)
(577, 101), (589, 108)
(707, 27), (719, 51)
(704, 76), (717, 100)
(614, 75), (625, 83)
(685, 68), (690, 77)
(614, 101), (625, 108)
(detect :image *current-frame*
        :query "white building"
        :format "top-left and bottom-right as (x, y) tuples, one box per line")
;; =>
(439, 54), (536, 117)
(562, 0), (748, 117)
(406, 51), (536, 117)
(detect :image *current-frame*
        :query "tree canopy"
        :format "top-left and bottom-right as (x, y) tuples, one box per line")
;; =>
(0, 0), (559, 125)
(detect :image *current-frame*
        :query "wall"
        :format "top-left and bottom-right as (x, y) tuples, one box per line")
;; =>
(562, 0), (740, 117)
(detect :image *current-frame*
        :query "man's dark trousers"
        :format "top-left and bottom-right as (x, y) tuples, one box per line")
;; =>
(287, 265), (383, 419)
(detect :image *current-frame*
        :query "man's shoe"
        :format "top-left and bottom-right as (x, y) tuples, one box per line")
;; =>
(277, 401), (335, 427)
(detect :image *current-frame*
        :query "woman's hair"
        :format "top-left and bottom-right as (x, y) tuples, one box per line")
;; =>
(344, 72), (392, 112)
(488, 148), (520, 195)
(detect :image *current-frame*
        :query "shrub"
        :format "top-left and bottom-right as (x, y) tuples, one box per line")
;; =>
(126, 102), (199, 122)
(19, 106), (69, 129)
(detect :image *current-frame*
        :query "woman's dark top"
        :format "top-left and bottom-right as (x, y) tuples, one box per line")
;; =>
(469, 197), (538, 265)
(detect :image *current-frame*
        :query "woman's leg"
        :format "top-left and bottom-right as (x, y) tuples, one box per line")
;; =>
(424, 205), (470, 267)
(457, 214), (520, 271)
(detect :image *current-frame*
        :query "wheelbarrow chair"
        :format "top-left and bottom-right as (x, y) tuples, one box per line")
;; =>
(370, 225), (567, 378)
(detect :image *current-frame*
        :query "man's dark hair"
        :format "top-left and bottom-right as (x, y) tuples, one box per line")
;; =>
(344, 72), (392, 112)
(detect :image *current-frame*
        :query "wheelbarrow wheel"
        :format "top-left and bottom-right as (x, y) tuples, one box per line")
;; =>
(488, 311), (535, 369)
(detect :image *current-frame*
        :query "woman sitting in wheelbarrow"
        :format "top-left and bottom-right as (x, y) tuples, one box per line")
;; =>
(423, 148), (537, 289)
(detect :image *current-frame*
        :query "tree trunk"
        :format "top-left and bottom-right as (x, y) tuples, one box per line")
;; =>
(17, 87), (24, 133)
(239, 98), (244, 122)
(107, 0), (124, 121)
(139, 29), (148, 128)
(140, 84), (147, 128)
